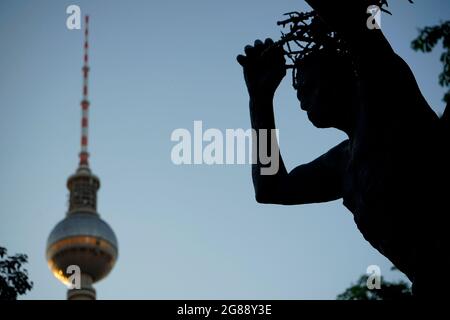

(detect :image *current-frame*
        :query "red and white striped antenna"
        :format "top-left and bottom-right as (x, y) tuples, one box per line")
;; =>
(79, 15), (90, 167)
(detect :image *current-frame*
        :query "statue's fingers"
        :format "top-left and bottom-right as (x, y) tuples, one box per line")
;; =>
(254, 39), (264, 49)
(236, 54), (247, 67)
(273, 45), (286, 61)
(244, 45), (255, 57)
(264, 42), (284, 61)
(264, 38), (274, 46)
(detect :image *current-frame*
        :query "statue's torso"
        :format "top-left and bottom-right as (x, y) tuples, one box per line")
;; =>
(339, 126), (447, 280)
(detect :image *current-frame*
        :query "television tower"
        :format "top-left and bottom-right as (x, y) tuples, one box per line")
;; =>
(46, 15), (118, 300)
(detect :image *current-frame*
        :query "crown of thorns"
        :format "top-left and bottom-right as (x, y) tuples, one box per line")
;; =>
(276, 0), (413, 88)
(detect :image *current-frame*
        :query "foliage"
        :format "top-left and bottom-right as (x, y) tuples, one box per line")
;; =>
(0, 247), (33, 300)
(337, 267), (412, 300)
(411, 21), (450, 103)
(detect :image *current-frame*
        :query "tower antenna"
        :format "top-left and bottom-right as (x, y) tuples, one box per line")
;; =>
(80, 15), (90, 167)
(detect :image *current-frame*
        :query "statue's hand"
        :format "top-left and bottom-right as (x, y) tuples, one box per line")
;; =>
(237, 38), (286, 100)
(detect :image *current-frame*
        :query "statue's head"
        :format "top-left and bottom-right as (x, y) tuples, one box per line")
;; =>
(295, 51), (357, 130)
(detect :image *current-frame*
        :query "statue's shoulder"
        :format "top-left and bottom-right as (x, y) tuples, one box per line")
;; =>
(320, 139), (350, 172)
(327, 140), (350, 157)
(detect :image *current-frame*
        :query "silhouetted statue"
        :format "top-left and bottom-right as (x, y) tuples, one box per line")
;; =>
(238, 0), (449, 298)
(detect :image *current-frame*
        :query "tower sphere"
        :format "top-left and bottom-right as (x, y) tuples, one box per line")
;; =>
(46, 212), (118, 285)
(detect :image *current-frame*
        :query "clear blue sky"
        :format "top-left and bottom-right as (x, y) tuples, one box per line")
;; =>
(0, 0), (448, 299)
